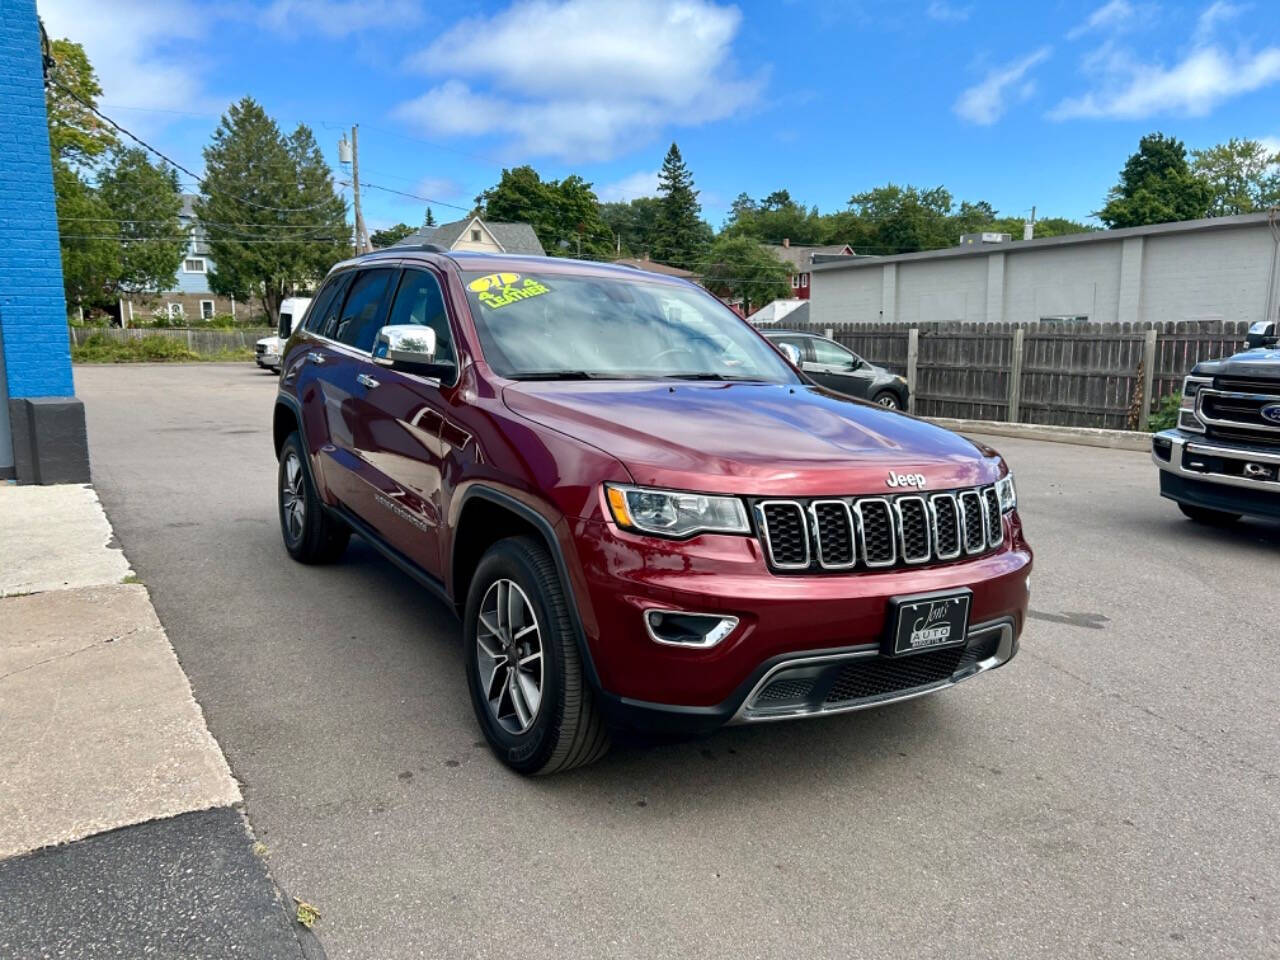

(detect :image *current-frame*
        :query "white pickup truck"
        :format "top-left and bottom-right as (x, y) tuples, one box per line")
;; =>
(255, 297), (312, 374)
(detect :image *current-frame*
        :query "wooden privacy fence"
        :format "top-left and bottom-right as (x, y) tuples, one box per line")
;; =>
(68, 326), (273, 353)
(778, 320), (1251, 430)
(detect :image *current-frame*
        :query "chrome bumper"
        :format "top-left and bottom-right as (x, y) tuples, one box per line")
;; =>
(729, 617), (1017, 724)
(1152, 429), (1280, 492)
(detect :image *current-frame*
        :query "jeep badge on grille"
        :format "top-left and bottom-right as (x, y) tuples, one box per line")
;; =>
(886, 471), (927, 489)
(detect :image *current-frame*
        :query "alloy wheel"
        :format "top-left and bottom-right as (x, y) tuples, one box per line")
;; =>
(877, 394), (900, 409)
(475, 578), (544, 734)
(281, 452), (306, 542)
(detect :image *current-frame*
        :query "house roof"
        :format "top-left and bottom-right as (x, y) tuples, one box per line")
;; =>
(809, 210), (1277, 274)
(394, 216), (546, 256)
(613, 257), (698, 279)
(762, 243), (855, 270)
(748, 299), (809, 325)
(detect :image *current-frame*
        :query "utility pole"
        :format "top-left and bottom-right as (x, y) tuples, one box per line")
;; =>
(1023, 205), (1036, 241)
(342, 126), (369, 254)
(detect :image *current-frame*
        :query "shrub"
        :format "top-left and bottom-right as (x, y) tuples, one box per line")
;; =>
(1148, 391), (1181, 432)
(73, 334), (198, 363)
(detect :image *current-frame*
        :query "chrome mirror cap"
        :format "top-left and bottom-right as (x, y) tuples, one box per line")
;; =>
(373, 324), (437, 368)
(778, 342), (801, 366)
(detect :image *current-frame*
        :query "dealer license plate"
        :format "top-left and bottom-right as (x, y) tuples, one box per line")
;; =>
(887, 590), (971, 656)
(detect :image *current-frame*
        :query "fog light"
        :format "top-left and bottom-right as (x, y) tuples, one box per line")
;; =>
(644, 610), (738, 648)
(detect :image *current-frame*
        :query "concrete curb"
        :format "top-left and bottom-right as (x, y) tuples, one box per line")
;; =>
(927, 417), (1153, 452)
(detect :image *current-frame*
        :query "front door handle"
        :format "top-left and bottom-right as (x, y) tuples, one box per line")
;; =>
(356, 373), (381, 389)
(306, 351), (326, 365)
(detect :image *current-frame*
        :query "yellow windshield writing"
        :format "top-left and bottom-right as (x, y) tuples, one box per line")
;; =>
(474, 276), (552, 310)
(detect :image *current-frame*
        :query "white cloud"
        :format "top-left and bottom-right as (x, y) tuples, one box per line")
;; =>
(259, 0), (424, 38)
(1051, 41), (1280, 119)
(38, 0), (212, 116)
(394, 0), (764, 162)
(926, 1), (971, 22)
(1066, 0), (1144, 40)
(597, 169), (660, 202)
(1194, 0), (1244, 42)
(953, 47), (1051, 125)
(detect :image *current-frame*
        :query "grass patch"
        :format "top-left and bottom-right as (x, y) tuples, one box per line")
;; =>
(72, 334), (253, 364)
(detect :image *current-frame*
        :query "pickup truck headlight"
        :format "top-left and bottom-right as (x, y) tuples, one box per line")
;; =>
(606, 484), (749, 538)
(1178, 376), (1212, 433)
(996, 474), (1016, 513)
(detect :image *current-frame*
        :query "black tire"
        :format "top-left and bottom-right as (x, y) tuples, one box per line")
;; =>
(1178, 502), (1241, 526)
(464, 536), (609, 775)
(872, 390), (902, 410)
(278, 431), (350, 564)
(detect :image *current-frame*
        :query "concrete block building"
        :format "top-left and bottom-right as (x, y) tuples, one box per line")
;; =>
(0, 0), (89, 483)
(809, 213), (1280, 330)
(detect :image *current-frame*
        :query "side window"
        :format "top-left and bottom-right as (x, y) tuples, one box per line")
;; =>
(384, 269), (456, 368)
(333, 268), (395, 350)
(305, 274), (350, 336)
(771, 335), (808, 360)
(811, 338), (856, 368)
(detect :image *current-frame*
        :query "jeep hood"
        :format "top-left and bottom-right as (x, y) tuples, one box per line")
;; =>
(502, 381), (1000, 496)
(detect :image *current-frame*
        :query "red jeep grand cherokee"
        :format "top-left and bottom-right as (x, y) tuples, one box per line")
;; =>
(273, 247), (1031, 774)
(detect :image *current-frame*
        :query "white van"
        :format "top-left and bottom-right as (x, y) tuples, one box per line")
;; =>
(254, 297), (312, 374)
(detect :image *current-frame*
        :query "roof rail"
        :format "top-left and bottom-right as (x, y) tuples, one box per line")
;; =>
(372, 242), (447, 254)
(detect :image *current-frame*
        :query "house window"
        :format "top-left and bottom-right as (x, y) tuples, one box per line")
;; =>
(801, 273), (809, 288)
(200, 300), (215, 320)
(167, 302), (184, 320)
(791, 274), (799, 289)
(183, 257), (207, 273)
(470, 229), (481, 242)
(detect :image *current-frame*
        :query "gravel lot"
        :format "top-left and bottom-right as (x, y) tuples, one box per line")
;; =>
(78, 363), (1279, 960)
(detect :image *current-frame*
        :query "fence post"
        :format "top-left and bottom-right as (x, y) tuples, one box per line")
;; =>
(906, 327), (919, 414)
(1007, 328), (1024, 423)
(187, 329), (194, 350)
(824, 327), (833, 340)
(1138, 327), (1158, 431)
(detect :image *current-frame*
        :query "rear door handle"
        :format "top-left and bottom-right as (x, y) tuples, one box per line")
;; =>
(306, 351), (326, 365)
(356, 373), (380, 389)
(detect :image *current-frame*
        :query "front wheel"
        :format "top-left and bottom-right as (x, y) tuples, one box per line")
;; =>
(1178, 502), (1241, 526)
(873, 390), (903, 410)
(464, 536), (609, 775)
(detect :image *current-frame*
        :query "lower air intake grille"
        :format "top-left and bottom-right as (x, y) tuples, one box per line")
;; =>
(756, 678), (815, 704)
(824, 646), (966, 704)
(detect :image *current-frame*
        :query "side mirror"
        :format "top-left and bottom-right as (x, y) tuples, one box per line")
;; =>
(778, 342), (801, 367)
(1245, 320), (1278, 350)
(373, 325), (452, 377)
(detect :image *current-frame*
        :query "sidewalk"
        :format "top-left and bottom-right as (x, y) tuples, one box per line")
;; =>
(0, 483), (311, 958)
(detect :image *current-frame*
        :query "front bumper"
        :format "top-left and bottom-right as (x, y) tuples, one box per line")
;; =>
(1152, 429), (1280, 519)
(573, 512), (1031, 732)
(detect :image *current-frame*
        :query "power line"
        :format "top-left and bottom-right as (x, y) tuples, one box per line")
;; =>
(340, 179), (472, 214)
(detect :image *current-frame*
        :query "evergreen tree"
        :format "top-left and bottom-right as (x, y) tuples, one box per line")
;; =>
(370, 223), (415, 248)
(195, 98), (349, 321)
(424, 207), (437, 227)
(1098, 132), (1211, 228)
(53, 163), (119, 310)
(652, 143), (709, 267)
(96, 147), (184, 295)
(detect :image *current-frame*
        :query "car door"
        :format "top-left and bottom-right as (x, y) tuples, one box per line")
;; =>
(803, 336), (876, 399)
(306, 266), (398, 531)
(340, 267), (459, 580)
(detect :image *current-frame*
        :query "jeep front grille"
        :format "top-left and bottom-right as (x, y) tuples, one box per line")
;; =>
(754, 485), (1004, 573)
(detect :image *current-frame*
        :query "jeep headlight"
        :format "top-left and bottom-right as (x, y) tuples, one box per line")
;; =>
(996, 474), (1016, 513)
(606, 484), (749, 538)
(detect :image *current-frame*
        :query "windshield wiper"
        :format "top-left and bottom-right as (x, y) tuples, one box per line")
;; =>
(661, 373), (769, 382)
(509, 370), (600, 381)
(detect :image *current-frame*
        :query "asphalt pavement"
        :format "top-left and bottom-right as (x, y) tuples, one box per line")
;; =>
(77, 363), (1279, 960)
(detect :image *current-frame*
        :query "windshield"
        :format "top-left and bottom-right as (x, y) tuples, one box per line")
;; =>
(461, 270), (799, 383)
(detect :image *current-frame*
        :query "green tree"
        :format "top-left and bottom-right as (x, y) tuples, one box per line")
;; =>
(96, 147), (184, 295)
(1191, 138), (1280, 216)
(476, 166), (612, 257)
(1098, 132), (1211, 228)
(423, 207), (437, 227)
(195, 98), (349, 321)
(652, 143), (709, 267)
(43, 34), (117, 167)
(371, 223), (415, 248)
(53, 163), (119, 311)
(847, 184), (956, 252)
(700, 235), (792, 314)
(600, 197), (660, 257)
(722, 189), (825, 245)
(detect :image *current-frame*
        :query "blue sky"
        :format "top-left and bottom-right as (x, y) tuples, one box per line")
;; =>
(37, 0), (1280, 233)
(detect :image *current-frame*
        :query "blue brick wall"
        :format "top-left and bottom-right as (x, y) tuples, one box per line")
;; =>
(0, 0), (76, 401)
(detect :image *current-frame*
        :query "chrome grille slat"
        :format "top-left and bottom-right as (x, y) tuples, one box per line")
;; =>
(755, 484), (1007, 573)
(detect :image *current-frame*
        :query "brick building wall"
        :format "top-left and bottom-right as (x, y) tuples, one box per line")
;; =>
(0, 0), (88, 481)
